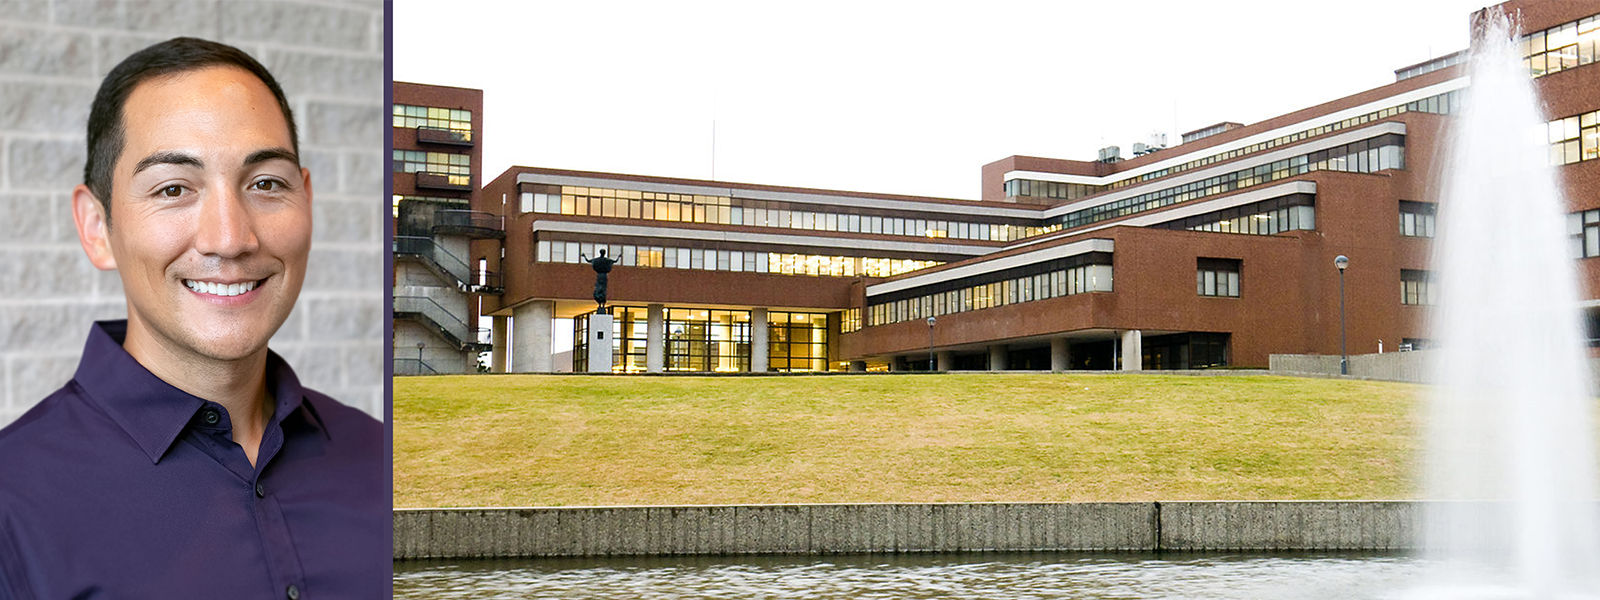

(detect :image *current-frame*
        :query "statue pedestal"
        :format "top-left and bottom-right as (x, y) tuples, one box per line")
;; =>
(587, 313), (614, 373)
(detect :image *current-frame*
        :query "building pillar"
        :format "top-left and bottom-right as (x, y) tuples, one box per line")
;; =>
(646, 303), (665, 373)
(751, 308), (769, 373)
(888, 356), (903, 372)
(512, 300), (553, 373)
(1120, 329), (1143, 372)
(988, 345), (1007, 371)
(936, 351), (956, 372)
(1050, 338), (1069, 372)
(490, 316), (509, 373)
(849, 360), (867, 372)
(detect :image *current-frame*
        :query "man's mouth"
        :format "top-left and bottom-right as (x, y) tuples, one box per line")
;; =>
(183, 278), (264, 297)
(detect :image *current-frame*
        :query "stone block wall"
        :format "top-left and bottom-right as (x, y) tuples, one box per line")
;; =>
(0, 0), (386, 425)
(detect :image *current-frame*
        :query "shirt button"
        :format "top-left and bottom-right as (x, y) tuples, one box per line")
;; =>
(285, 584), (300, 600)
(202, 409), (220, 425)
(255, 482), (266, 498)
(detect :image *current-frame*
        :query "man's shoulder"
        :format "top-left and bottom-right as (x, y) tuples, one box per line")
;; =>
(0, 381), (101, 454)
(299, 387), (383, 445)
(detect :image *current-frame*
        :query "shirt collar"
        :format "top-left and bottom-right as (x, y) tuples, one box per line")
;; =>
(73, 320), (327, 464)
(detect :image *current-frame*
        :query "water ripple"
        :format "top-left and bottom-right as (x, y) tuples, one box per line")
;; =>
(394, 553), (1429, 599)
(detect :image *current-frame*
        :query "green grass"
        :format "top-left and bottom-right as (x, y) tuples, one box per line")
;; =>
(394, 373), (1422, 508)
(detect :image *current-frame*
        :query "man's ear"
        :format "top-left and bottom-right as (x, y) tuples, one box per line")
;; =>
(72, 184), (117, 271)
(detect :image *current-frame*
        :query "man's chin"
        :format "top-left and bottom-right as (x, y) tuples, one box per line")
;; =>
(184, 334), (275, 362)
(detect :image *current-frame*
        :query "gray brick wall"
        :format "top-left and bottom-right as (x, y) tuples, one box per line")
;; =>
(0, 0), (386, 425)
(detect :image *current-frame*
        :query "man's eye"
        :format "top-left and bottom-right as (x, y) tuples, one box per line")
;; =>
(161, 185), (184, 197)
(252, 179), (281, 191)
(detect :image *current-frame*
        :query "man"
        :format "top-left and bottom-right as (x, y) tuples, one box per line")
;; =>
(0, 38), (386, 598)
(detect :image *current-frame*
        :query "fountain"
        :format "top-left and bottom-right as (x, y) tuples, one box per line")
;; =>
(1410, 8), (1600, 599)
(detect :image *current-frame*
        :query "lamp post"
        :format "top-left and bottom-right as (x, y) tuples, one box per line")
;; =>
(416, 341), (425, 373)
(1335, 255), (1349, 375)
(926, 316), (937, 372)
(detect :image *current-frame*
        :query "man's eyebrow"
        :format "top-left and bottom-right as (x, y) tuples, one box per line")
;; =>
(243, 148), (300, 168)
(132, 151), (203, 176)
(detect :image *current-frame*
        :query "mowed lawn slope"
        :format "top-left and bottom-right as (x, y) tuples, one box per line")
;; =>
(394, 374), (1421, 508)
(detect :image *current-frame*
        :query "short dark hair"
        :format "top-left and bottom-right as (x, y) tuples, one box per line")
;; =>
(83, 37), (299, 227)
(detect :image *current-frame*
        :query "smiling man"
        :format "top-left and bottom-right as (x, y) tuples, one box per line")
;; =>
(0, 39), (385, 599)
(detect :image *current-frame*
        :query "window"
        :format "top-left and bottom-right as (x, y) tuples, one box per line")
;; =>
(392, 150), (470, 187)
(665, 308), (750, 372)
(1572, 209), (1600, 258)
(768, 312), (829, 372)
(1197, 258), (1241, 297)
(1549, 109), (1600, 166)
(1055, 134), (1406, 231)
(393, 104), (473, 132)
(1401, 270), (1435, 305)
(864, 255), (1112, 327)
(1399, 201), (1436, 237)
(1156, 193), (1314, 235)
(841, 308), (861, 333)
(1525, 14), (1600, 78)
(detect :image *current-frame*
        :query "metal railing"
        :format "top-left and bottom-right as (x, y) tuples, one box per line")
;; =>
(393, 358), (439, 376)
(415, 126), (473, 146)
(394, 236), (471, 285)
(471, 269), (503, 294)
(416, 171), (472, 191)
(434, 209), (504, 238)
(394, 295), (474, 349)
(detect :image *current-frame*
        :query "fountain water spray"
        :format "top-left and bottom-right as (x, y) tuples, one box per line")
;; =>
(1413, 8), (1600, 599)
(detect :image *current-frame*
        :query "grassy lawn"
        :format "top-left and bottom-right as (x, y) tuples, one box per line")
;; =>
(393, 373), (1422, 508)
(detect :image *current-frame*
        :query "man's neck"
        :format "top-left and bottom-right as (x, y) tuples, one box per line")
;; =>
(120, 320), (275, 467)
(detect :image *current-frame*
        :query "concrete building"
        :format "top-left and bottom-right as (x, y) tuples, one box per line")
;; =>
(391, 82), (499, 374)
(403, 0), (1600, 374)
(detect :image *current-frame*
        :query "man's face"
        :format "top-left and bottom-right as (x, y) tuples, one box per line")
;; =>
(104, 66), (310, 362)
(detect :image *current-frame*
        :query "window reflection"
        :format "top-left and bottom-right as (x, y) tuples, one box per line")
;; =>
(536, 239), (942, 278)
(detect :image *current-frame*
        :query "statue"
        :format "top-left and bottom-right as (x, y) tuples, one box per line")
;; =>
(579, 248), (617, 310)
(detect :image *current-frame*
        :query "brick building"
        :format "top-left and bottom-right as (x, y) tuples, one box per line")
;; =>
(398, 0), (1600, 374)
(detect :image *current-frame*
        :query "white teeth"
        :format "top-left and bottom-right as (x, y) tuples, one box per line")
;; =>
(185, 279), (257, 297)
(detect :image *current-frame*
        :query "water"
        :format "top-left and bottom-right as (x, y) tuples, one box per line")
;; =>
(394, 553), (1429, 600)
(1417, 9), (1600, 598)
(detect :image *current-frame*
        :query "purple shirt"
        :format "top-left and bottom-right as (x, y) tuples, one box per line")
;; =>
(0, 321), (387, 599)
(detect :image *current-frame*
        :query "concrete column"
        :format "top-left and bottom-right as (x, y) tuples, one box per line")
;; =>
(936, 351), (956, 372)
(1120, 329), (1143, 372)
(587, 313), (614, 373)
(751, 308), (769, 373)
(849, 360), (867, 372)
(988, 345), (1007, 371)
(646, 304), (665, 373)
(490, 316), (508, 373)
(888, 356), (903, 372)
(512, 300), (554, 373)
(1050, 338), (1069, 372)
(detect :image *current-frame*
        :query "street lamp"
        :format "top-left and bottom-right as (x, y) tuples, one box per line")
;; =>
(926, 316), (937, 372)
(415, 341), (425, 373)
(1335, 255), (1349, 375)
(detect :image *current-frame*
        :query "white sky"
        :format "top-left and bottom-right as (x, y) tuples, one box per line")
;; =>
(395, 0), (1492, 201)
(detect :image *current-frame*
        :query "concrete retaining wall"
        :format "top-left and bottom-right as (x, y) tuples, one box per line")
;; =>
(1269, 351), (1436, 383)
(394, 501), (1423, 560)
(1269, 351), (1600, 389)
(1159, 501), (1418, 551)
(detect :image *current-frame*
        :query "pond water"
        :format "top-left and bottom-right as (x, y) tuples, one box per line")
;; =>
(394, 552), (1432, 599)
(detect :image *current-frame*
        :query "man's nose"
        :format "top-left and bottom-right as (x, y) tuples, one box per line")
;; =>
(193, 187), (259, 258)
